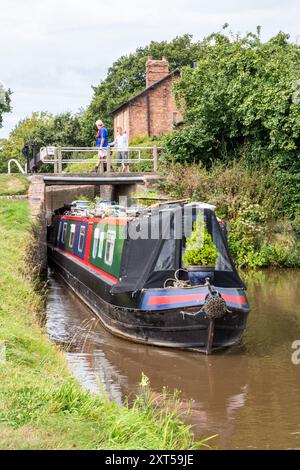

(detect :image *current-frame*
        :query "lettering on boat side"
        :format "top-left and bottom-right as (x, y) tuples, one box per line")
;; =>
(105, 453), (194, 467)
(291, 340), (300, 365)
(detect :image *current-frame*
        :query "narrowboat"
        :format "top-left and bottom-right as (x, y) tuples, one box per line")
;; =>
(47, 200), (250, 354)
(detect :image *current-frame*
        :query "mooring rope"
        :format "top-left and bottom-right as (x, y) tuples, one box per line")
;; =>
(164, 268), (193, 289)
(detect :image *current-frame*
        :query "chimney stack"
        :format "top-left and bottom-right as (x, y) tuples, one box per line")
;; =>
(146, 57), (170, 88)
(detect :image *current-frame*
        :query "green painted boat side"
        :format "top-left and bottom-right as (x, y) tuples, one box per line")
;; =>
(88, 222), (125, 279)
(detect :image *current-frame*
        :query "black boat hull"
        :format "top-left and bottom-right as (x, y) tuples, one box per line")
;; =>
(48, 246), (249, 353)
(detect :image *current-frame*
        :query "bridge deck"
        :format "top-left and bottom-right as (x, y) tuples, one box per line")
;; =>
(42, 173), (160, 186)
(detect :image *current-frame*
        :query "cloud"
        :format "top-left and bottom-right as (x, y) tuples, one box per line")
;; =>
(0, 0), (299, 138)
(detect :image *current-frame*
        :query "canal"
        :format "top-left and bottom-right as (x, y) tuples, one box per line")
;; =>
(46, 269), (300, 450)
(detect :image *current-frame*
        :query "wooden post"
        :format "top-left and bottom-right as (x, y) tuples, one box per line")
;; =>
(107, 146), (111, 172)
(206, 318), (215, 355)
(153, 145), (158, 172)
(57, 146), (62, 174)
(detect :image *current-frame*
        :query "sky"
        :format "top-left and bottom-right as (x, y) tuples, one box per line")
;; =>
(0, 0), (299, 138)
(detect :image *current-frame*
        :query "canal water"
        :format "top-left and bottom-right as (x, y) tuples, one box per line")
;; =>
(46, 269), (300, 450)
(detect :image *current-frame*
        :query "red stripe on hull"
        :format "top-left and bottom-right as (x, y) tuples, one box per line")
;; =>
(84, 222), (93, 263)
(147, 293), (206, 306)
(60, 215), (127, 226)
(147, 293), (247, 307)
(57, 248), (118, 284)
(221, 294), (246, 305)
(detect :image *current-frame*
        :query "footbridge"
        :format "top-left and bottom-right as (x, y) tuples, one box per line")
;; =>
(8, 145), (164, 217)
(28, 172), (162, 220)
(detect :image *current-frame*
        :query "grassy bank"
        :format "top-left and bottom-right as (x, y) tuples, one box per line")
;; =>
(0, 174), (29, 196)
(0, 196), (201, 450)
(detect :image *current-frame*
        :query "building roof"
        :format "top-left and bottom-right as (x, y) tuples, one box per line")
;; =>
(112, 68), (180, 114)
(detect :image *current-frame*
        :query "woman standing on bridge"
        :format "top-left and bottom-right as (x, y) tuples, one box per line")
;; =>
(111, 127), (129, 173)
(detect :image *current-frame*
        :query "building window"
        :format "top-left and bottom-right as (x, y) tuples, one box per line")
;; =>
(104, 231), (116, 266)
(69, 224), (76, 248)
(92, 228), (100, 258)
(117, 114), (120, 127)
(98, 231), (105, 258)
(78, 226), (86, 253)
(62, 222), (67, 243)
(123, 110), (127, 131)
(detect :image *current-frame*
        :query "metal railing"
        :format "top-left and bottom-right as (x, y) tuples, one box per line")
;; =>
(39, 145), (162, 173)
(7, 159), (27, 174)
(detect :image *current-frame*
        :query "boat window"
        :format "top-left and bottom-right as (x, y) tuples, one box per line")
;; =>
(154, 238), (176, 271)
(69, 224), (76, 248)
(98, 231), (105, 258)
(61, 222), (67, 243)
(104, 231), (116, 266)
(57, 221), (63, 242)
(78, 226), (86, 253)
(92, 228), (100, 258)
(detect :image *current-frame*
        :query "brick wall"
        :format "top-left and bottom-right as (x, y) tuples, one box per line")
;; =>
(114, 109), (129, 137)
(114, 75), (182, 140)
(146, 57), (169, 87)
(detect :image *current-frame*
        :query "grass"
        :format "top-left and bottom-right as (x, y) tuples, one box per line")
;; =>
(64, 154), (97, 173)
(0, 174), (29, 196)
(0, 193), (204, 450)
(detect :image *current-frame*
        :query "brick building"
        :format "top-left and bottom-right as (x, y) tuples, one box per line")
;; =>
(112, 58), (182, 139)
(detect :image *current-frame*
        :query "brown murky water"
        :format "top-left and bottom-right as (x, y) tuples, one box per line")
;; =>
(46, 269), (300, 449)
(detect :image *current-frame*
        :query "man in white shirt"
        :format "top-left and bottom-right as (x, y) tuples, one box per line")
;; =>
(112, 127), (129, 172)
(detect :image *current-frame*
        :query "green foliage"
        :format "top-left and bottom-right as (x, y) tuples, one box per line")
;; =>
(129, 134), (161, 146)
(270, 167), (300, 219)
(0, 111), (86, 173)
(227, 200), (274, 268)
(183, 214), (218, 266)
(80, 35), (204, 144)
(0, 81), (11, 128)
(292, 213), (300, 240)
(159, 161), (300, 268)
(160, 30), (300, 267)
(164, 31), (300, 166)
(130, 190), (159, 206)
(64, 155), (98, 173)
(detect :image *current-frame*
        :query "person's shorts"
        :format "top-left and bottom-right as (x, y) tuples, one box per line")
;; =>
(98, 148), (107, 158)
(118, 151), (128, 163)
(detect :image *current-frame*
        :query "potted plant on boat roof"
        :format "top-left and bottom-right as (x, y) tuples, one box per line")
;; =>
(183, 213), (218, 285)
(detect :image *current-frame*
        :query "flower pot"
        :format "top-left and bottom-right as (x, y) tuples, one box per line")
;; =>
(186, 265), (215, 286)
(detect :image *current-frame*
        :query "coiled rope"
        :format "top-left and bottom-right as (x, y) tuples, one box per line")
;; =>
(164, 269), (192, 289)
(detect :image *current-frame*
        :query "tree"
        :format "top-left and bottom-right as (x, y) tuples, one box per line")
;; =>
(0, 81), (11, 129)
(164, 31), (300, 169)
(80, 35), (203, 144)
(0, 111), (85, 172)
